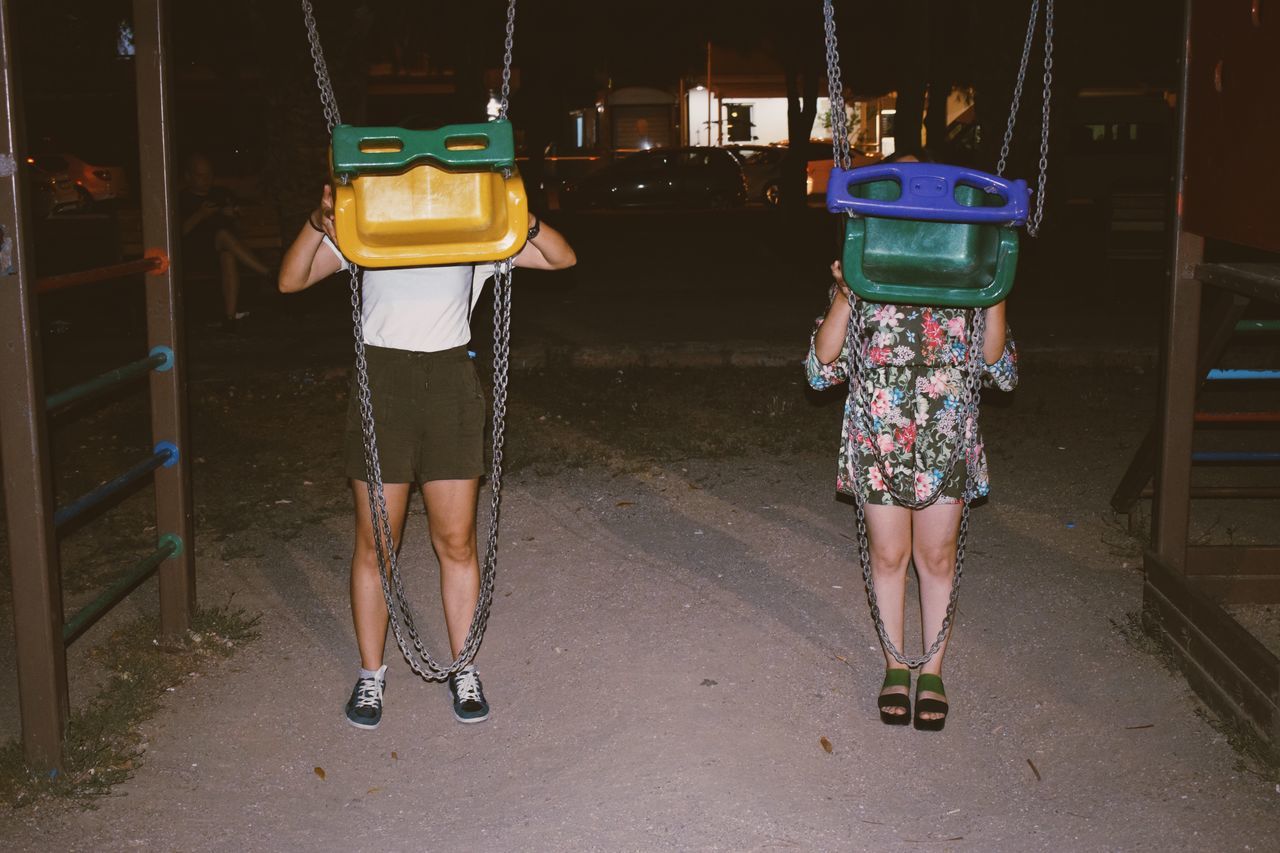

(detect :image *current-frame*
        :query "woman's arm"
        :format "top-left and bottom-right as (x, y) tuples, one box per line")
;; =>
(181, 201), (214, 237)
(814, 261), (854, 365)
(982, 300), (1007, 365)
(512, 212), (576, 270)
(278, 185), (343, 293)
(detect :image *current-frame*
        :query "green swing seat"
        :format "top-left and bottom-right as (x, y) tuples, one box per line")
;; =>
(828, 164), (1030, 309)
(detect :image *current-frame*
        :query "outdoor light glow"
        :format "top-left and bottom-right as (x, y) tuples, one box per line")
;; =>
(694, 84), (705, 91)
(486, 96), (501, 119)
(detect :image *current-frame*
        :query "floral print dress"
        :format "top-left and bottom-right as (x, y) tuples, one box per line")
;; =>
(806, 293), (1019, 506)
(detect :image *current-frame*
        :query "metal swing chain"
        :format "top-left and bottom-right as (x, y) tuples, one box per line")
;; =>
(498, 0), (517, 120)
(996, 0), (1054, 236)
(301, 0), (342, 133)
(847, 296), (986, 669)
(302, 0), (517, 681)
(823, 0), (852, 171)
(1029, 0), (1055, 236)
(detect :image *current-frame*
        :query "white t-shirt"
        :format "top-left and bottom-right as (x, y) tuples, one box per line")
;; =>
(323, 237), (495, 353)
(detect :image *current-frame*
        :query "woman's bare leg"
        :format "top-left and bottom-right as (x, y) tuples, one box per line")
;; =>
(217, 246), (240, 320)
(912, 501), (964, 720)
(350, 480), (412, 670)
(864, 503), (913, 716)
(421, 478), (481, 658)
(215, 227), (270, 275)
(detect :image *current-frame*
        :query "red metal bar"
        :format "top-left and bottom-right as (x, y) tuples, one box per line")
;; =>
(134, 0), (194, 639)
(34, 255), (162, 295)
(1195, 411), (1280, 424)
(0, 0), (69, 772)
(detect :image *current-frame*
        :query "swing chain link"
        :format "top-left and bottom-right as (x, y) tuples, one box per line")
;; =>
(996, 0), (1054, 237)
(498, 0), (517, 120)
(995, 0), (1038, 179)
(300, 0), (342, 133)
(823, 0), (852, 171)
(303, 1), (516, 682)
(347, 261), (511, 682)
(847, 296), (986, 669)
(1029, 0), (1054, 236)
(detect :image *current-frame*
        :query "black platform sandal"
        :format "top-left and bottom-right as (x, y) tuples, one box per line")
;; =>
(878, 668), (911, 725)
(913, 673), (949, 731)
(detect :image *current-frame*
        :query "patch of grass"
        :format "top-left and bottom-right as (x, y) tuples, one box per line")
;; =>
(1194, 708), (1280, 784)
(0, 604), (259, 809)
(1110, 609), (1177, 672)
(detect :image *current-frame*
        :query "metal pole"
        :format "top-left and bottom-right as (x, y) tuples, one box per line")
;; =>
(1151, 0), (1200, 569)
(0, 0), (69, 772)
(133, 0), (194, 638)
(706, 41), (713, 147)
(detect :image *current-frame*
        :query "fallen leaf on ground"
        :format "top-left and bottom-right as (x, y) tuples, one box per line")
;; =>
(820, 736), (833, 754)
(367, 787), (382, 794)
(1026, 758), (1041, 781)
(616, 501), (633, 507)
(314, 767), (326, 780)
(1124, 723), (1154, 730)
(391, 751), (398, 760)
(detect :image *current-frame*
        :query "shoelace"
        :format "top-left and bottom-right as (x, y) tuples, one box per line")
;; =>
(354, 676), (383, 709)
(453, 670), (483, 703)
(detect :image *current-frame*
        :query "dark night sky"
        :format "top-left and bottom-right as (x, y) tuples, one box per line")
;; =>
(13, 0), (1181, 166)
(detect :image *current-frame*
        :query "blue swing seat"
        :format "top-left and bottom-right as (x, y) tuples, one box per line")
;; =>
(826, 163), (1030, 308)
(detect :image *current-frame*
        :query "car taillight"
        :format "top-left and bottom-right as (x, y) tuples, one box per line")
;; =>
(92, 169), (111, 180)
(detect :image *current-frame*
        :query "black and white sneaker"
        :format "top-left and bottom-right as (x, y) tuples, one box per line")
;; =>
(448, 665), (490, 724)
(344, 665), (387, 730)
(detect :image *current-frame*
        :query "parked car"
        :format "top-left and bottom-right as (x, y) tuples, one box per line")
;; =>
(726, 144), (787, 205)
(802, 142), (881, 199)
(54, 152), (130, 202)
(728, 142), (880, 206)
(560, 147), (747, 210)
(25, 155), (82, 217)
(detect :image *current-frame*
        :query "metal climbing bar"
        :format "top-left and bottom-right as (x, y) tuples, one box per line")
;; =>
(53, 445), (177, 530)
(35, 255), (164, 294)
(1192, 451), (1280, 463)
(62, 536), (182, 645)
(1237, 319), (1280, 333)
(1206, 368), (1280, 381)
(45, 348), (171, 413)
(1195, 412), (1280, 424)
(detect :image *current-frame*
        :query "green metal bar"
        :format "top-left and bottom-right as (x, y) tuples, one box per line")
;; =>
(45, 351), (167, 413)
(1236, 319), (1280, 333)
(62, 535), (182, 646)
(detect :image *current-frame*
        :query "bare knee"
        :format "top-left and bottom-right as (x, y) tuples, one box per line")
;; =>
(433, 530), (476, 567)
(870, 543), (911, 576)
(913, 545), (956, 581)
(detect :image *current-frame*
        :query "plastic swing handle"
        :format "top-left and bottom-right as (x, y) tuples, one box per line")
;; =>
(331, 120), (517, 180)
(826, 163), (1030, 226)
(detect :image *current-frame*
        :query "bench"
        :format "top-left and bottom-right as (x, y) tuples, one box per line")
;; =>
(115, 202), (283, 262)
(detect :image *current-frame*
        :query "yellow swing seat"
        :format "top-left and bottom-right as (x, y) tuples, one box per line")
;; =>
(330, 120), (528, 268)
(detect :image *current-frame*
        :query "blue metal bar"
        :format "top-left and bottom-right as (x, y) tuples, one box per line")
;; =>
(45, 352), (167, 413)
(62, 535), (182, 645)
(1206, 369), (1280, 381)
(53, 446), (175, 530)
(1192, 451), (1280, 463)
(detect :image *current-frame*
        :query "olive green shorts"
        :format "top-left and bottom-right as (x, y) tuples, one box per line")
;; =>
(343, 344), (486, 484)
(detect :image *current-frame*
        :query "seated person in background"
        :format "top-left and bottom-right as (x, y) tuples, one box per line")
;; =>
(179, 153), (270, 330)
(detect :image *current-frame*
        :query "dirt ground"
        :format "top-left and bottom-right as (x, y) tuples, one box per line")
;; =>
(2, 357), (1278, 851)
